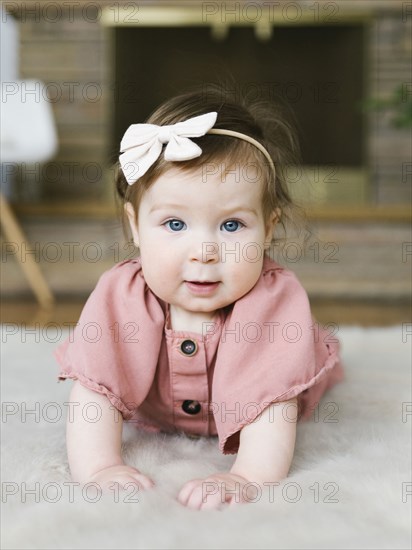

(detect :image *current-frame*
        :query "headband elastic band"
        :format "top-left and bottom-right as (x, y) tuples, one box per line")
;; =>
(207, 128), (275, 174)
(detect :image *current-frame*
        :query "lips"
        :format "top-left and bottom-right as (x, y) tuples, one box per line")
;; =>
(185, 280), (220, 295)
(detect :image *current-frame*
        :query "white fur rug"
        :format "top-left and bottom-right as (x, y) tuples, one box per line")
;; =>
(1, 324), (411, 550)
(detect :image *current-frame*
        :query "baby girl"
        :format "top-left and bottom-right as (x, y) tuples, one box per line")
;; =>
(54, 84), (344, 511)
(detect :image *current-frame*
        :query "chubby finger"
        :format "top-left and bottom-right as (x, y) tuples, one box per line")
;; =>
(121, 474), (155, 492)
(186, 481), (225, 511)
(185, 484), (207, 510)
(200, 489), (226, 511)
(130, 473), (155, 490)
(177, 479), (202, 506)
(103, 476), (142, 492)
(99, 473), (152, 492)
(228, 489), (250, 507)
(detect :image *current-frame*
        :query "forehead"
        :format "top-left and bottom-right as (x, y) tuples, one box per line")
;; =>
(143, 164), (264, 207)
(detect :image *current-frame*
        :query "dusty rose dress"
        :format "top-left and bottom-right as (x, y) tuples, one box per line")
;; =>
(54, 255), (344, 454)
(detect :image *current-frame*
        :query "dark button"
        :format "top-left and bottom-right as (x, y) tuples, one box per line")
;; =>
(182, 400), (201, 415)
(180, 339), (197, 356)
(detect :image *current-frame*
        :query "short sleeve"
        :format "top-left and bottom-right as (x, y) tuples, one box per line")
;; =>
(212, 257), (344, 454)
(54, 259), (166, 419)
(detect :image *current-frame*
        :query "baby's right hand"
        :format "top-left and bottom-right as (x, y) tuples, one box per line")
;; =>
(88, 464), (155, 492)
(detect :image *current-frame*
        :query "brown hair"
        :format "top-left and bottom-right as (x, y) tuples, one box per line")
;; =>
(114, 82), (305, 249)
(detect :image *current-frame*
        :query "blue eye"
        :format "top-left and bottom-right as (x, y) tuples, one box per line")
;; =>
(222, 220), (244, 232)
(165, 219), (186, 232)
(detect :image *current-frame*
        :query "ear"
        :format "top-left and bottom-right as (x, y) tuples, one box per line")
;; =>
(124, 202), (140, 246)
(264, 208), (281, 249)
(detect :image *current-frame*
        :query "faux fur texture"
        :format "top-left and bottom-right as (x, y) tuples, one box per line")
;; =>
(1, 325), (411, 549)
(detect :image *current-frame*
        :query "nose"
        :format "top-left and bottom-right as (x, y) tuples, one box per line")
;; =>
(190, 238), (219, 263)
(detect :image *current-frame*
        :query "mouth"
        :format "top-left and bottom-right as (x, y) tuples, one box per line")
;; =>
(186, 281), (218, 284)
(185, 280), (220, 294)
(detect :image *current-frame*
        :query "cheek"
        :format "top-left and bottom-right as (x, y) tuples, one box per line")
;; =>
(140, 262), (172, 298)
(231, 256), (263, 291)
(139, 243), (179, 284)
(225, 256), (263, 285)
(140, 238), (177, 267)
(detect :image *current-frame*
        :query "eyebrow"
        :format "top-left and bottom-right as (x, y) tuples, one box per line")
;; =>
(149, 204), (259, 216)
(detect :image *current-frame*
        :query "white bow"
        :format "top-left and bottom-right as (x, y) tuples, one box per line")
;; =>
(119, 111), (218, 185)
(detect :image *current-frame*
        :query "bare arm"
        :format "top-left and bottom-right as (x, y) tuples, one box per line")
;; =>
(176, 397), (298, 509)
(229, 397), (298, 484)
(66, 381), (124, 482)
(66, 381), (154, 489)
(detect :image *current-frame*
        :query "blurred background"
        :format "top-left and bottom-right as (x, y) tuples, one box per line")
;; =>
(1, 0), (411, 327)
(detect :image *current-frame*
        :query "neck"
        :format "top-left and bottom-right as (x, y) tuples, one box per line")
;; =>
(168, 304), (219, 335)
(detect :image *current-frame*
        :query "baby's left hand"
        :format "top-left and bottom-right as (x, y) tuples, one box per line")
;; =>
(176, 472), (251, 510)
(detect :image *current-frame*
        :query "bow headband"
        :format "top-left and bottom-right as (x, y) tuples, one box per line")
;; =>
(119, 111), (275, 185)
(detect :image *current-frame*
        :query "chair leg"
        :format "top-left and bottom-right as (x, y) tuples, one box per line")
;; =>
(0, 191), (54, 309)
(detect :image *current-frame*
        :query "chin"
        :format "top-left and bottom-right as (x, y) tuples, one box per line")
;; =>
(187, 304), (218, 313)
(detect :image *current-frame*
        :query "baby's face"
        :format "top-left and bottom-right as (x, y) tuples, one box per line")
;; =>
(126, 164), (276, 318)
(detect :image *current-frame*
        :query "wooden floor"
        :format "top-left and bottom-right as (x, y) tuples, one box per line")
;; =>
(1, 297), (410, 327)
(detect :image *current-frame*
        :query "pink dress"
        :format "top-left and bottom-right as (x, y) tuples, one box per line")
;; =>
(54, 255), (344, 454)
